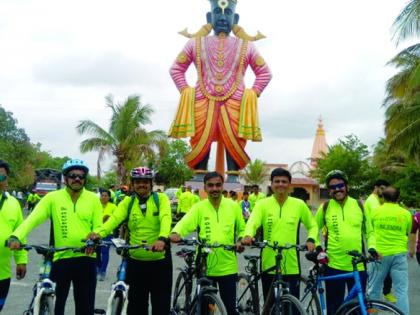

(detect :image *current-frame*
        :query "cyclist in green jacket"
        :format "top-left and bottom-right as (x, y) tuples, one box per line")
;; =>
(8, 159), (102, 315)
(315, 170), (376, 315)
(242, 167), (318, 302)
(368, 187), (412, 315)
(92, 166), (172, 315)
(364, 179), (396, 303)
(170, 171), (245, 315)
(0, 160), (27, 312)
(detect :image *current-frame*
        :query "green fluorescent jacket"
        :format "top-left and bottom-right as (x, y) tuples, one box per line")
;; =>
(97, 193), (172, 261)
(244, 196), (318, 275)
(371, 203), (412, 256)
(364, 193), (380, 217)
(13, 188), (102, 261)
(0, 192), (28, 280)
(315, 196), (376, 271)
(172, 197), (245, 276)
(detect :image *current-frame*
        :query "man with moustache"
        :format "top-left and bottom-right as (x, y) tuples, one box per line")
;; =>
(8, 159), (102, 315)
(170, 171), (245, 315)
(315, 170), (376, 315)
(92, 166), (172, 315)
(242, 168), (318, 305)
(0, 160), (27, 312)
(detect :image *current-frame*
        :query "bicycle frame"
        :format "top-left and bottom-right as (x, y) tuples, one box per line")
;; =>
(25, 258), (56, 315)
(303, 251), (374, 315)
(105, 257), (129, 315)
(237, 256), (262, 311)
(316, 270), (366, 315)
(23, 243), (91, 315)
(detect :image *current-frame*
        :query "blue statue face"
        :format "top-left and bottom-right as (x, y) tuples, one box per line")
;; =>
(207, 0), (239, 35)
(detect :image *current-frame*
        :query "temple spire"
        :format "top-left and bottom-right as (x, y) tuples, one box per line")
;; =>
(310, 116), (328, 168)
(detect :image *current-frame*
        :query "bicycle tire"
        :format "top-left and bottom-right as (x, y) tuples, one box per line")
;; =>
(269, 294), (307, 315)
(335, 298), (404, 315)
(189, 292), (227, 315)
(39, 295), (55, 315)
(237, 273), (260, 315)
(299, 275), (321, 315)
(110, 295), (123, 315)
(173, 271), (192, 315)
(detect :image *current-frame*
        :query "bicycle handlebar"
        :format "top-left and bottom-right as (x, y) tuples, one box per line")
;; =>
(251, 241), (307, 252)
(178, 238), (237, 251)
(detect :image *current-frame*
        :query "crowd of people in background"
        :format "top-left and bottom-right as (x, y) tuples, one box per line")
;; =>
(0, 157), (418, 314)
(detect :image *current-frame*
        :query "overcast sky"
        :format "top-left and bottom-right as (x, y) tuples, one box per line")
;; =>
(0, 0), (410, 174)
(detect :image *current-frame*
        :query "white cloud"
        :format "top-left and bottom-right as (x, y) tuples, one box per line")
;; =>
(0, 0), (410, 173)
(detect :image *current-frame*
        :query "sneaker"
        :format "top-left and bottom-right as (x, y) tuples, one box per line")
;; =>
(384, 292), (397, 303)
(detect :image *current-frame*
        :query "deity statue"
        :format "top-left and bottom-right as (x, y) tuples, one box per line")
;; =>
(169, 0), (272, 182)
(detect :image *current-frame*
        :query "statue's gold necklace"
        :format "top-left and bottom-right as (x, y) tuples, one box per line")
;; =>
(196, 35), (248, 102)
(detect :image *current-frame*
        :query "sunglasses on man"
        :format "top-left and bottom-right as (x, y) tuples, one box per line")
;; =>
(67, 173), (87, 180)
(329, 183), (346, 190)
(0, 175), (7, 182)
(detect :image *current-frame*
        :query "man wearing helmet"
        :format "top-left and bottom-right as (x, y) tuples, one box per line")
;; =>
(93, 166), (172, 315)
(8, 159), (103, 315)
(315, 170), (377, 315)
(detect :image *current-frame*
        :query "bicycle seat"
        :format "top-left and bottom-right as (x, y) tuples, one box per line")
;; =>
(244, 254), (260, 261)
(94, 309), (106, 314)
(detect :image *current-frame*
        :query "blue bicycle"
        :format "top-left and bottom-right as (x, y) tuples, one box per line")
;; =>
(300, 250), (403, 315)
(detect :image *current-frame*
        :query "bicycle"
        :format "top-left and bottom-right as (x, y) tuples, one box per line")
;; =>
(21, 241), (94, 315)
(253, 241), (307, 315)
(236, 253), (263, 315)
(99, 238), (151, 315)
(172, 238), (232, 315)
(172, 241), (196, 315)
(300, 250), (404, 315)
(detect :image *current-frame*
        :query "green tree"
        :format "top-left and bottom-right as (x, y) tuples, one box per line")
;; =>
(155, 140), (193, 187)
(77, 95), (167, 184)
(383, 47), (420, 161)
(241, 159), (269, 185)
(311, 135), (378, 197)
(383, 0), (420, 161)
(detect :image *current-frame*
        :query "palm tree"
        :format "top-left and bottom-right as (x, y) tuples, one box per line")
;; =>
(383, 1), (420, 161)
(392, 0), (420, 45)
(77, 95), (167, 184)
(241, 159), (269, 185)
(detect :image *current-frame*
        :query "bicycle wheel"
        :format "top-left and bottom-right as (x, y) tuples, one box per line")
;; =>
(237, 273), (260, 315)
(299, 275), (321, 315)
(110, 295), (123, 315)
(173, 271), (192, 314)
(335, 298), (404, 315)
(269, 294), (307, 315)
(39, 295), (55, 315)
(189, 292), (227, 315)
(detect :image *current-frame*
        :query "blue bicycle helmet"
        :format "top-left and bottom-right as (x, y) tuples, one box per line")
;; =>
(62, 159), (89, 176)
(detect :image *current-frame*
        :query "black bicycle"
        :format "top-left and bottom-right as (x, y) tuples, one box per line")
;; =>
(172, 242), (196, 315)
(236, 252), (263, 315)
(254, 241), (307, 315)
(172, 238), (233, 315)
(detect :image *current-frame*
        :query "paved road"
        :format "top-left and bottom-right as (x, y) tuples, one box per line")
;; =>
(3, 221), (420, 314)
